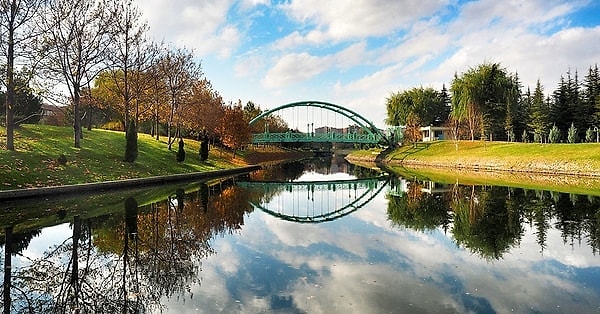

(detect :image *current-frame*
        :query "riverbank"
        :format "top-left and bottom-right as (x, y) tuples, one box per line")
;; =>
(0, 125), (253, 191)
(0, 165), (261, 201)
(347, 140), (600, 177)
(346, 141), (600, 195)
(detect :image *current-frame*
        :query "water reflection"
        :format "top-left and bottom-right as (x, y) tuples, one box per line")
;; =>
(0, 178), (257, 313)
(1, 158), (599, 313)
(386, 178), (600, 259)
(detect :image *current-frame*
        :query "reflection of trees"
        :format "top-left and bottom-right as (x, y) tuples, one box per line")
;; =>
(9, 215), (138, 312)
(386, 178), (452, 232)
(250, 159), (305, 182)
(451, 185), (523, 260)
(387, 180), (600, 259)
(7, 180), (258, 312)
(1, 227), (41, 313)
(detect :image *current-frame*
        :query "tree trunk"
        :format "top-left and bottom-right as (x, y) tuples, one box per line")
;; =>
(4, 1), (16, 151)
(70, 216), (81, 307)
(3, 226), (13, 314)
(73, 87), (82, 148)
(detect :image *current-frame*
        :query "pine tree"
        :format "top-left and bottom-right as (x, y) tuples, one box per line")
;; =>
(567, 123), (578, 143)
(549, 124), (561, 143)
(528, 80), (549, 143)
(550, 72), (576, 140)
(583, 64), (600, 126)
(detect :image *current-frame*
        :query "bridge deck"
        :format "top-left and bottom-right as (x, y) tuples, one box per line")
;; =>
(252, 132), (380, 144)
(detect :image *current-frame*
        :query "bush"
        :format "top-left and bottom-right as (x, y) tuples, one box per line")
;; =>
(521, 130), (528, 143)
(176, 138), (185, 162)
(507, 129), (515, 142)
(57, 153), (67, 165)
(199, 140), (209, 161)
(548, 124), (561, 143)
(586, 128), (594, 142)
(567, 123), (578, 143)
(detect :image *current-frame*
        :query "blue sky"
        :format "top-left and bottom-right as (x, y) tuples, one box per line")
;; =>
(137, 0), (600, 128)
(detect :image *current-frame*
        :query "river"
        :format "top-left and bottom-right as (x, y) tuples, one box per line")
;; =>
(1, 156), (599, 313)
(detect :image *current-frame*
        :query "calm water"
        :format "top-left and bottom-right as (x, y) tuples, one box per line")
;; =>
(1, 156), (600, 313)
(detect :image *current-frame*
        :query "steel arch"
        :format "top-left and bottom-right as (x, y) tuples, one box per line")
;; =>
(241, 177), (389, 223)
(249, 100), (388, 143)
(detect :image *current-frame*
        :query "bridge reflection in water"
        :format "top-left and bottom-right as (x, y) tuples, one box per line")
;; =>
(237, 177), (389, 223)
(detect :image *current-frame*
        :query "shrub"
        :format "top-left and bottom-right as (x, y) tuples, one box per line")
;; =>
(176, 138), (185, 162)
(567, 123), (578, 143)
(521, 130), (528, 143)
(200, 140), (209, 161)
(548, 124), (561, 143)
(507, 129), (515, 142)
(586, 127), (594, 143)
(57, 153), (67, 165)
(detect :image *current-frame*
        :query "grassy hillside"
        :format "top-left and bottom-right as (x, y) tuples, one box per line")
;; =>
(0, 124), (247, 190)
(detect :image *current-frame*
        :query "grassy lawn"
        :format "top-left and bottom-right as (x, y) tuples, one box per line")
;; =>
(382, 140), (600, 175)
(0, 124), (247, 190)
(347, 140), (600, 195)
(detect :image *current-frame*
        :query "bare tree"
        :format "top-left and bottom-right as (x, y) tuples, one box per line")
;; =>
(157, 47), (202, 150)
(0, 0), (47, 151)
(105, 0), (159, 162)
(42, 0), (114, 148)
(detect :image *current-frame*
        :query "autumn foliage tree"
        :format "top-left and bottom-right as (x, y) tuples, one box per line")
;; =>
(219, 101), (251, 157)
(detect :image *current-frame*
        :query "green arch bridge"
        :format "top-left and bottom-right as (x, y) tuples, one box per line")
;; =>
(237, 177), (389, 223)
(249, 100), (392, 145)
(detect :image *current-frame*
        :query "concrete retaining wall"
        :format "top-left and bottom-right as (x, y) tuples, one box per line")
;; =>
(0, 165), (261, 201)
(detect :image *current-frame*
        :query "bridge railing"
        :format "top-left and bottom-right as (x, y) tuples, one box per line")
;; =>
(252, 132), (380, 144)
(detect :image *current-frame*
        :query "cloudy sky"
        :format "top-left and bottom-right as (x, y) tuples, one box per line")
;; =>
(136, 0), (600, 128)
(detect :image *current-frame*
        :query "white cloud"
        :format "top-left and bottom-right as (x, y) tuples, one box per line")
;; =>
(278, 0), (448, 46)
(134, 0), (600, 127)
(137, 0), (240, 58)
(262, 52), (332, 88)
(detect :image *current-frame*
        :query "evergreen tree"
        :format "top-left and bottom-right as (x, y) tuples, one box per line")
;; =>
(124, 120), (138, 162)
(528, 80), (549, 143)
(549, 124), (561, 143)
(200, 140), (209, 161)
(550, 70), (581, 140)
(176, 138), (185, 162)
(439, 84), (452, 123)
(567, 122), (578, 143)
(521, 129), (529, 143)
(583, 64), (600, 126)
(199, 129), (209, 161)
(585, 127), (594, 142)
(508, 72), (526, 141)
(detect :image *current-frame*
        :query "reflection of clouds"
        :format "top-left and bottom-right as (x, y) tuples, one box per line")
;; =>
(291, 263), (463, 313)
(16, 223), (71, 265)
(23, 187), (593, 312)
(294, 171), (355, 182)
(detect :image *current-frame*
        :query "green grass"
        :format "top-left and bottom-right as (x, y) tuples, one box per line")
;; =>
(383, 140), (600, 175)
(0, 124), (247, 190)
(347, 140), (600, 195)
